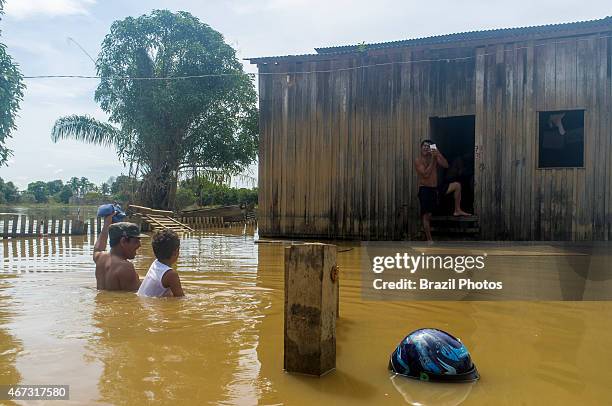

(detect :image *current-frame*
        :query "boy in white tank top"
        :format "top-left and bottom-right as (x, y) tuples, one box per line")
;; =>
(137, 229), (184, 297)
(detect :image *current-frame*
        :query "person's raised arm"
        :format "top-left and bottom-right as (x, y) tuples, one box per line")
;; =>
(162, 270), (184, 297)
(93, 214), (113, 262)
(433, 150), (449, 169)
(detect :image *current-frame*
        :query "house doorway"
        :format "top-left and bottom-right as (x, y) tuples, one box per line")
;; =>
(430, 115), (475, 214)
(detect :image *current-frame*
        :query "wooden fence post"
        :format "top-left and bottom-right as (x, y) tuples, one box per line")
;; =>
(284, 243), (338, 376)
(71, 220), (85, 235)
(20, 215), (26, 235)
(11, 215), (18, 236)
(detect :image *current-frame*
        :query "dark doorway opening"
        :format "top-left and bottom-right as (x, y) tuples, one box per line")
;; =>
(430, 115), (475, 214)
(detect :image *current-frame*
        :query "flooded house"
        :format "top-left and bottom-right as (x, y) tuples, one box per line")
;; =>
(249, 16), (612, 241)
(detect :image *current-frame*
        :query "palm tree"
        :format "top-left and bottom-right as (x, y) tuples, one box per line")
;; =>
(67, 176), (81, 197)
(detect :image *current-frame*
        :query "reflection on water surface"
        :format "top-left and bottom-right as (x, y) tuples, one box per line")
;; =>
(1, 230), (611, 405)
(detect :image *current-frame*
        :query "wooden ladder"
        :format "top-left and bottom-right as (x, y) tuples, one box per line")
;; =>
(128, 204), (194, 233)
(142, 214), (194, 233)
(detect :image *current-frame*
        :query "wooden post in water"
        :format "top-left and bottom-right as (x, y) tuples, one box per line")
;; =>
(11, 215), (18, 236)
(284, 243), (338, 376)
(43, 217), (49, 234)
(71, 219), (85, 235)
(20, 215), (26, 236)
(28, 216), (33, 235)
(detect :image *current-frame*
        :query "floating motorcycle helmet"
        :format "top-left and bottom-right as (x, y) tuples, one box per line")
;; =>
(388, 328), (479, 382)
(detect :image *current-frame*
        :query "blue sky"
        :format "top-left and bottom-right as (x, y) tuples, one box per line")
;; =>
(0, 0), (610, 189)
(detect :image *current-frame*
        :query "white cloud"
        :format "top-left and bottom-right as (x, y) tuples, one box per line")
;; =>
(4, 0), (96, 19)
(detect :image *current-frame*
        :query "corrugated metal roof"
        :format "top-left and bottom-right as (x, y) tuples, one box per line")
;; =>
(248, 16), (612, 63)
(316, 16), (612, 54)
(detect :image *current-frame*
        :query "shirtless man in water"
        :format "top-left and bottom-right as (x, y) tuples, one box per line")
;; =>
(93, 215), (146, 291)
(415, 139), (472, 242)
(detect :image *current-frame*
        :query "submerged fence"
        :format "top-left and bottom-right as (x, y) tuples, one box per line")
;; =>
(0, 215), (107, 239)
(0, 233), (94, 273)
(0, 214), (257, 239)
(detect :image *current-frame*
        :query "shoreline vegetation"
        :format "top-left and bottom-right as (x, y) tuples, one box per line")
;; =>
(0, 174), (258, 213)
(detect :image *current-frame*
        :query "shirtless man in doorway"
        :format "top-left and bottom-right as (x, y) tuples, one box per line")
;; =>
(415, 139), (472, 242)
(93, 215), (147, 291)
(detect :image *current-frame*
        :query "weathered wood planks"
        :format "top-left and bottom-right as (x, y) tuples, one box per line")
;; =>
(255, 30), (612, 241)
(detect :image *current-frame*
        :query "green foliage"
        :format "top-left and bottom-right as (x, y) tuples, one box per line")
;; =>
(0, 176), (101, 204)
(179, 176), (257, 207)
(79, 177), (97, 194)
(63, 176), (97, 197)
(51, 10), (258, 209)
(174, 187), (196, 210)
(27, 181), (49, 203)
(19, 192), (36, 204)
(0, 1), (25, 166)
(68, 177), (80, 192)
(0, 177), (18, 203)
(110, 175), (140, 203)
(83, 191), (105, 204)
(58, 186), (73, 204)
(52, 115), (120, 148)
(46, 179), (64, 195)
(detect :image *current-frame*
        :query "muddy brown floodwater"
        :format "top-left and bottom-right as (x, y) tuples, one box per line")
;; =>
(1, 229), (611, 405)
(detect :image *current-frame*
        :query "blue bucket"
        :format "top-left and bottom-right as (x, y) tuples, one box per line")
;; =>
(97, 204), (127, 223)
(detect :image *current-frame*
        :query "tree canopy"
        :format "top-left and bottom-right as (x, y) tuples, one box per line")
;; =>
(52, 10), (258, 209)
(0, 0), (25, 165)
(0, 177), (18, 203)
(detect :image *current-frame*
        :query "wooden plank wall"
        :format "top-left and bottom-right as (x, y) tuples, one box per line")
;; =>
(257, 32), (612, 240)
(476, 34), (612, 240)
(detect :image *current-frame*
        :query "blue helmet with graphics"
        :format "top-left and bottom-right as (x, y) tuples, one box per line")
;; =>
(388, 328), (479, 382)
